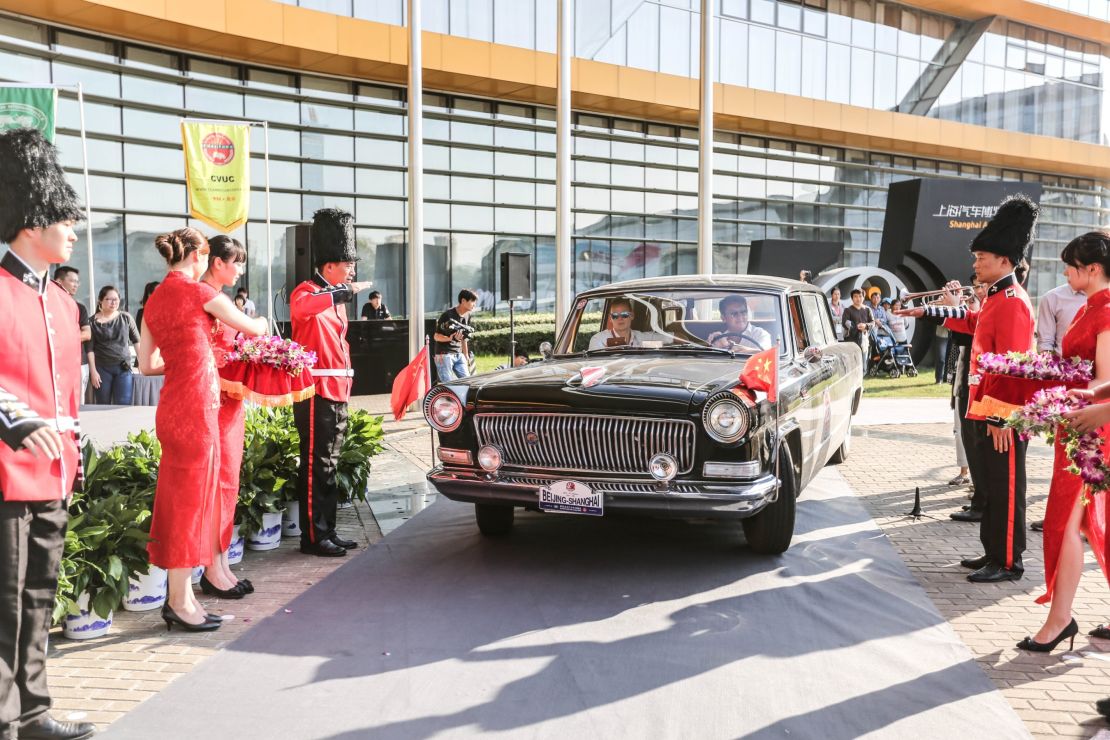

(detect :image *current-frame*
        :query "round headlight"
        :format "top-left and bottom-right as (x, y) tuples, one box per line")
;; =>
(425, 391), (463, 432)
(477, 445), (503, 472)
(649, 453), (678, 482)
(702, 394), (750, 444)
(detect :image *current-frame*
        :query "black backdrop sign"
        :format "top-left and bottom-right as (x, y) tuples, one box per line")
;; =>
(879, 178), (1043, 292)
(748, 240), (843, 279)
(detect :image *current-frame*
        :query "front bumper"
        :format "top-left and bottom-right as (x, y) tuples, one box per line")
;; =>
(426, 467), (780, 519)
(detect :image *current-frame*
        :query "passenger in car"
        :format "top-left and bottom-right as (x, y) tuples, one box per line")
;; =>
(707, 295), (773, 351)
(588, 297), (651, 349)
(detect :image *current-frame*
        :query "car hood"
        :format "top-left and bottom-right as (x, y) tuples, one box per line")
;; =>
(457, 354), (745, 415)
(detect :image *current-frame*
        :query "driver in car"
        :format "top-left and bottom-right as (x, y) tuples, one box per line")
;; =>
(707, 295), (772, 351)
(588, 297), (650, 350)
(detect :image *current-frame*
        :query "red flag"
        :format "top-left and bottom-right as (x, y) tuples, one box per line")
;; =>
(391, 346), (429, 421)
(740, 347), (778, 402)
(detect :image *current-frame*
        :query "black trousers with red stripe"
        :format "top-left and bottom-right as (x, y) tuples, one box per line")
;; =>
(970, 420), (1027, 569)
(294, 396), (348, 547)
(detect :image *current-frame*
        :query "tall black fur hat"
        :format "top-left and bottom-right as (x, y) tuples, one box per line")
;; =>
(0, 128), (85, 244)
(969, 193), (1039, 265)
(311, 207), (357, 266)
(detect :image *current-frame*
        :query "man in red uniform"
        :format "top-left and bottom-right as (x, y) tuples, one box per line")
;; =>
(898, 194), (1038, 582)
(291, 208), (372, 557)
(0, 129), (97, 739)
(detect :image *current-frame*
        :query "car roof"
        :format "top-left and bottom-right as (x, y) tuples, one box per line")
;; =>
(579, 274), (820, 298)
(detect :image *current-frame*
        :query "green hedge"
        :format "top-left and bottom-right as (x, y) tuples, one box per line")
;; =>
(470, 312), (558, 332)
(469, 325), (557, 356)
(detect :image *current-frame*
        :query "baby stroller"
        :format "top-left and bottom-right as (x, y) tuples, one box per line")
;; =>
(867, 325), (917, 378)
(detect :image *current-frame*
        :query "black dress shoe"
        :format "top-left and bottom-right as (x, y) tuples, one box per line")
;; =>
(1096, 697), (1110, 718)
(161, 604), (221, 632)
(1030, 519), (1044, 532)
(967, 562), (1024, 583)
(199, 574), (246, 600)
(236, 578), (254, 594)
(329, 534), (359, 550)
(950, 509), (983, 522)
(20, 713), (96, 739)
(300, 539), (347, 557)
(960, 554), (990, 570)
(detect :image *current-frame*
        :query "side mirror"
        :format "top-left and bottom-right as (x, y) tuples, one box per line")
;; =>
(539, 341), (553, 360)
(802, 346), (823, 363)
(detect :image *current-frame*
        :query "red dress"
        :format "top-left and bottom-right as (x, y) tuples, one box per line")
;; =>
(213, 320), (245, 551)
(144, 272), (220, 569)
(1037, 288), (1110, 604)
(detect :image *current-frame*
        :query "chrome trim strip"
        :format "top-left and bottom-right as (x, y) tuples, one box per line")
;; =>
(473, 412), (696, 475)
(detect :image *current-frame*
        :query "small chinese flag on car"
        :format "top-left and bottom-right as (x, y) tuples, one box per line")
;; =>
(740, 346), (778, 402)
(391, 346), (429, 421)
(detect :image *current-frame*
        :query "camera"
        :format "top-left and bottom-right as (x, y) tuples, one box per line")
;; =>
(446, 318), (476, 339)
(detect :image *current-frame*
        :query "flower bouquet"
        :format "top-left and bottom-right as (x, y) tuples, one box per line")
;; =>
(219, 335), (317, 407)
(1007, 386), (1109, 501)
(971, 350), (1093, 419)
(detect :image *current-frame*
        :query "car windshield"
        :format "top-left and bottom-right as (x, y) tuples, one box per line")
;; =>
(555, 289), (786, 356)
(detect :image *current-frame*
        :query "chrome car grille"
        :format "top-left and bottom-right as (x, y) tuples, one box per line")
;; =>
(474, 413), (695, 475)
(498, 474), (702, 495)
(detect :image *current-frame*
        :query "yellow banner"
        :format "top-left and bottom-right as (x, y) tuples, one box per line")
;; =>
(181, 121), (250, 233)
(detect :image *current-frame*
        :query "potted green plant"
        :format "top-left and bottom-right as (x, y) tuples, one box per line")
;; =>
(239, 406), (299, 551)
(336, 410), (385, 505)
(57, 433), (158, 637)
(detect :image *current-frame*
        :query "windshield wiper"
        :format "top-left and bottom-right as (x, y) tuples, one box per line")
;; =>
(665, 343), (736, 357)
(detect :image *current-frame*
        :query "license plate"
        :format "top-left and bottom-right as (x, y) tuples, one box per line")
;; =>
(538, 480), (603, 517)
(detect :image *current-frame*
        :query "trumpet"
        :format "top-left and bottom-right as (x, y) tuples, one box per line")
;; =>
(900, 286), (976, 305)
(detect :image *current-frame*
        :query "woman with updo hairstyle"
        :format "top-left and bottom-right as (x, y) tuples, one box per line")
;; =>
(197, 235), (256, 599)
(138, 227), (267, 631)
(1015, 231), (1110, 654)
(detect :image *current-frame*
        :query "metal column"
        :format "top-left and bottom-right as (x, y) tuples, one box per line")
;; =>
(555, 0), (573, 323)
(407, 0), (425, 361)
(697, 0), (715, 276)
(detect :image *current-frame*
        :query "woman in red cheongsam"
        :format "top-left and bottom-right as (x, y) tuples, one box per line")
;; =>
(1017, 231), (1110, 653)
(138, 228), (265, 631)
(198, 235), (259, 600)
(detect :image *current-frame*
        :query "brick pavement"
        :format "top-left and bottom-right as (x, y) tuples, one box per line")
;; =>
(43, 485), (385, 728)
(841, 423), (1110, 739)
(41, 412), (1110, 736)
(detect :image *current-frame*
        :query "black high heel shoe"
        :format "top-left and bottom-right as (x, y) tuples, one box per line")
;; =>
(199, 574), (246, 599)
(1017, 618), (1079, 652)
(161, 604), (221, 632)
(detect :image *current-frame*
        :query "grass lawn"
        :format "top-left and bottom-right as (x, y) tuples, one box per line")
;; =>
(862, 368), (950, 398)
(473, 355), (950, 399)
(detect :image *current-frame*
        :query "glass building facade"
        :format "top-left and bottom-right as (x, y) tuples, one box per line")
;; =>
(0, 6), (1106, 319)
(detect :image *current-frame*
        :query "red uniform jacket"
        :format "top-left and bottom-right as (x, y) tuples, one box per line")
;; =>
(944, 273), (1035, 421)
(290, 273), (355, 403)
(0, 250), (82, 501)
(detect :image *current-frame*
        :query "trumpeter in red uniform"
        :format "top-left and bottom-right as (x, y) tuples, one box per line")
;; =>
(290, 208), (372, 557)
(0, 129), (97, 740)
(900, 195), (1039, 582)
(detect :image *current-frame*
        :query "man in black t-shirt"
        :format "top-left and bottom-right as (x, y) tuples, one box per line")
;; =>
(841, 288), (875, 354)
(433, 289), (478, 381)
(53, 266), (92, 401)
(360, 290), (391, 320)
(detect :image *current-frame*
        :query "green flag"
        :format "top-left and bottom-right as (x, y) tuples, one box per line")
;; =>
(0, 86), (57, 142)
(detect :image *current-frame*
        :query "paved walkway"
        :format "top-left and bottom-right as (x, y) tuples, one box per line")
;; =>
(54, 397), (1110, 737)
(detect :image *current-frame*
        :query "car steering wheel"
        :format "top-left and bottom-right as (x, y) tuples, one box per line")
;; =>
(715, 331), (762, 350)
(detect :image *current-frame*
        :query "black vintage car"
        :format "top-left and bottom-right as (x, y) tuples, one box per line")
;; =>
(423, 275), (863, 554)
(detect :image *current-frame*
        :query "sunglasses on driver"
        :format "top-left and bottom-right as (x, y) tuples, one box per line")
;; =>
(610, 311), (633, 319)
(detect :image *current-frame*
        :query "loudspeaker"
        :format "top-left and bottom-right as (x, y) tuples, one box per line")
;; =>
(500, 252), (531, 301)
(286, 224), (313, 288)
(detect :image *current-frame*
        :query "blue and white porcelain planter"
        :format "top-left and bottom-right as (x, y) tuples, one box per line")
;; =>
(226, 533), (245, 564)
(63, 592), (112, 640)
(281, 506), (301, 538)
(247, 511), (282, 551)
(191, 565), (205, 585)
(123, 566), (167, 612)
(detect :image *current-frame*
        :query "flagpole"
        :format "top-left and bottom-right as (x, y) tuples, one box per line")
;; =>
(76, 83), (95, 308)
(426, 334), (435, 467)
(263, 121), (273, 332)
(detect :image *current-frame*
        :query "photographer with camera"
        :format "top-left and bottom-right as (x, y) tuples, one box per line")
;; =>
(434, 289), (478, 381)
